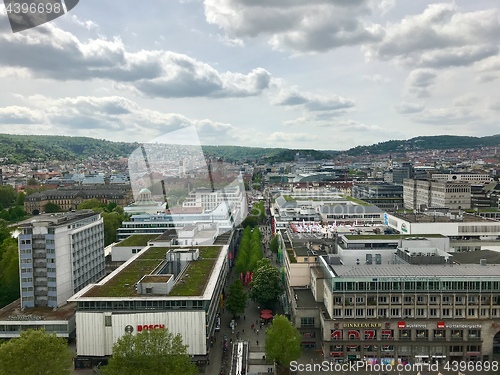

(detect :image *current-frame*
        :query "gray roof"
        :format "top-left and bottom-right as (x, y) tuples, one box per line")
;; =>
(320, 204), (383, 214)
(329, 264), (500, 277)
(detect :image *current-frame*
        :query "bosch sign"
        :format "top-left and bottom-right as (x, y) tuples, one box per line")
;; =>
(137, 324), (165, 332)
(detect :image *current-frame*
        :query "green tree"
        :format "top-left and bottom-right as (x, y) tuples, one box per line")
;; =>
(226, 280), (248, 318)
(270, 235), (279, 253)
(101, 328), (197, 375)
(249, 259), (283, 308)
(0, 185), (17, 209)
(16, 191), (26, 206)
(0, 329), (73, 375)
(43, 202), (62, 213)
(77, 198), (104, 211)
(0, 237), (20, 307)
(101, 211), (123, 246)
(265, 315), (301, 373)
(27, 178), (38, 186)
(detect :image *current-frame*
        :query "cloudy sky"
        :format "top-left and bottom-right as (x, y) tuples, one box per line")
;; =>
(0, 0), (499, 150)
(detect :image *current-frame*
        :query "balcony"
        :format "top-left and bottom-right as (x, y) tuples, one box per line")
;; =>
(34, 272), (47, 277)
(34, 262), (47, 268)
(34, 280), (48, 287)
(34, 290), (47, 296)
(32, 252), (47, 259)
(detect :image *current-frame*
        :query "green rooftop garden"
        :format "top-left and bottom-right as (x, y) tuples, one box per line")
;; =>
(117, 234), (159, 247)
(169, 259), (216, 296)
(287, 249), (297, 263)
(84, 258), (164, 297)
(283, 195), (295, 202)
(342, 195), (371, 206)
(85, 245), (223, 297)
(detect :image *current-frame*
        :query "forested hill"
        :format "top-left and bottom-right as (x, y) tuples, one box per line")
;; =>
(0, 134), (139, 163)
(0, 134), (332, 163)
(1, 133), (499, 163)
(345, 134), (500, 156)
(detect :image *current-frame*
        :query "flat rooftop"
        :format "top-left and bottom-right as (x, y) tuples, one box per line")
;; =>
(83, 246), (222, 298)
(329, 264), (500, 278)
(452, 250), (500, 265)
(117, 234), (160, 247)
(19, 210), (97, 227)
(392, 212), (496, 223)
(293, 288), (320, 309)
(343, 234), (446, 240)
(0, 300), (76, 321)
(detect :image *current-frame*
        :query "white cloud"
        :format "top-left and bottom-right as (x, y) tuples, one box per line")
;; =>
(406, 69), (436, 98)
(273, 87), (355, 112)
(268, 132), (319, 143)
(0, 22), (272, 98)
(204, 0), (383, 52)
(394, 102), (425, 114)
(0, 95), (243, 144)
(365, 4), (500, 68)
(413, 107), (480, 125)
(362, 74), (391, 84)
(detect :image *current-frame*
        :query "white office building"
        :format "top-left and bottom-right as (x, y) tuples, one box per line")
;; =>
(18, 210), (105, 308)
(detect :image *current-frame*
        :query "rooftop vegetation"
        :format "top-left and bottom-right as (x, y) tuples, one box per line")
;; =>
(342, 195), (371, 206)
(85, 246), (222, 297)
(117, 234), (159, 247)
(169, 259), (216, 296)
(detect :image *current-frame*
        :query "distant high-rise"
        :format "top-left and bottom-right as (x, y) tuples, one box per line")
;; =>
(18, 210), (105, 308)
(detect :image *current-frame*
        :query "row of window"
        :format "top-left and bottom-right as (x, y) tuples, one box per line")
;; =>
(329, 344), (480, 354)
(330, 329), (480, 341)
(331, 307), (498, 318)
(77, 299), (206, 310)
(337, 295), (491, 304)
(331, 280), (500, 292)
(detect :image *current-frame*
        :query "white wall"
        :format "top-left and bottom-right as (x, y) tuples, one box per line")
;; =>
(76, 311), (206, 357)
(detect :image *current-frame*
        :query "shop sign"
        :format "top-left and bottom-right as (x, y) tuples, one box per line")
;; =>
(343, 323), (382, 328)
(398, 321), (427, 328)
(137, 324), (165, 332)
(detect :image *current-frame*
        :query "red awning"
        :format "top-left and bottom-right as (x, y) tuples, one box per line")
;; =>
(261, 312), (273, 319)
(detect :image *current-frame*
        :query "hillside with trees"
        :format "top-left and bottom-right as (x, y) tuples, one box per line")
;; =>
(1, 133), (499, 163)
(345, 134), (500, 156)
(0, 134), (138, 163)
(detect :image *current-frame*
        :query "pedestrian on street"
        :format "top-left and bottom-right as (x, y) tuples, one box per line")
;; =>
(256, 329), (259, 335)
(244, 315), (246, 321)
(256, 340), (259, 346)
(251, 324), (254, 330)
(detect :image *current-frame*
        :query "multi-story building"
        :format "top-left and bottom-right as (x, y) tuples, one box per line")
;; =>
(18, 210), (105, 308)
(68, 231), (238, 369)
(403, 179), (471, 210)
(24, 184), (132, 214)
(315, 256), (500, 364)
(282, 230), (500, 364)
(351, 182), (403, 211)
(430, 173), (493, 184)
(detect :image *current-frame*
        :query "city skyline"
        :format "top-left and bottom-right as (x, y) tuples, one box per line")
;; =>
(1, 1), (500, 150)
